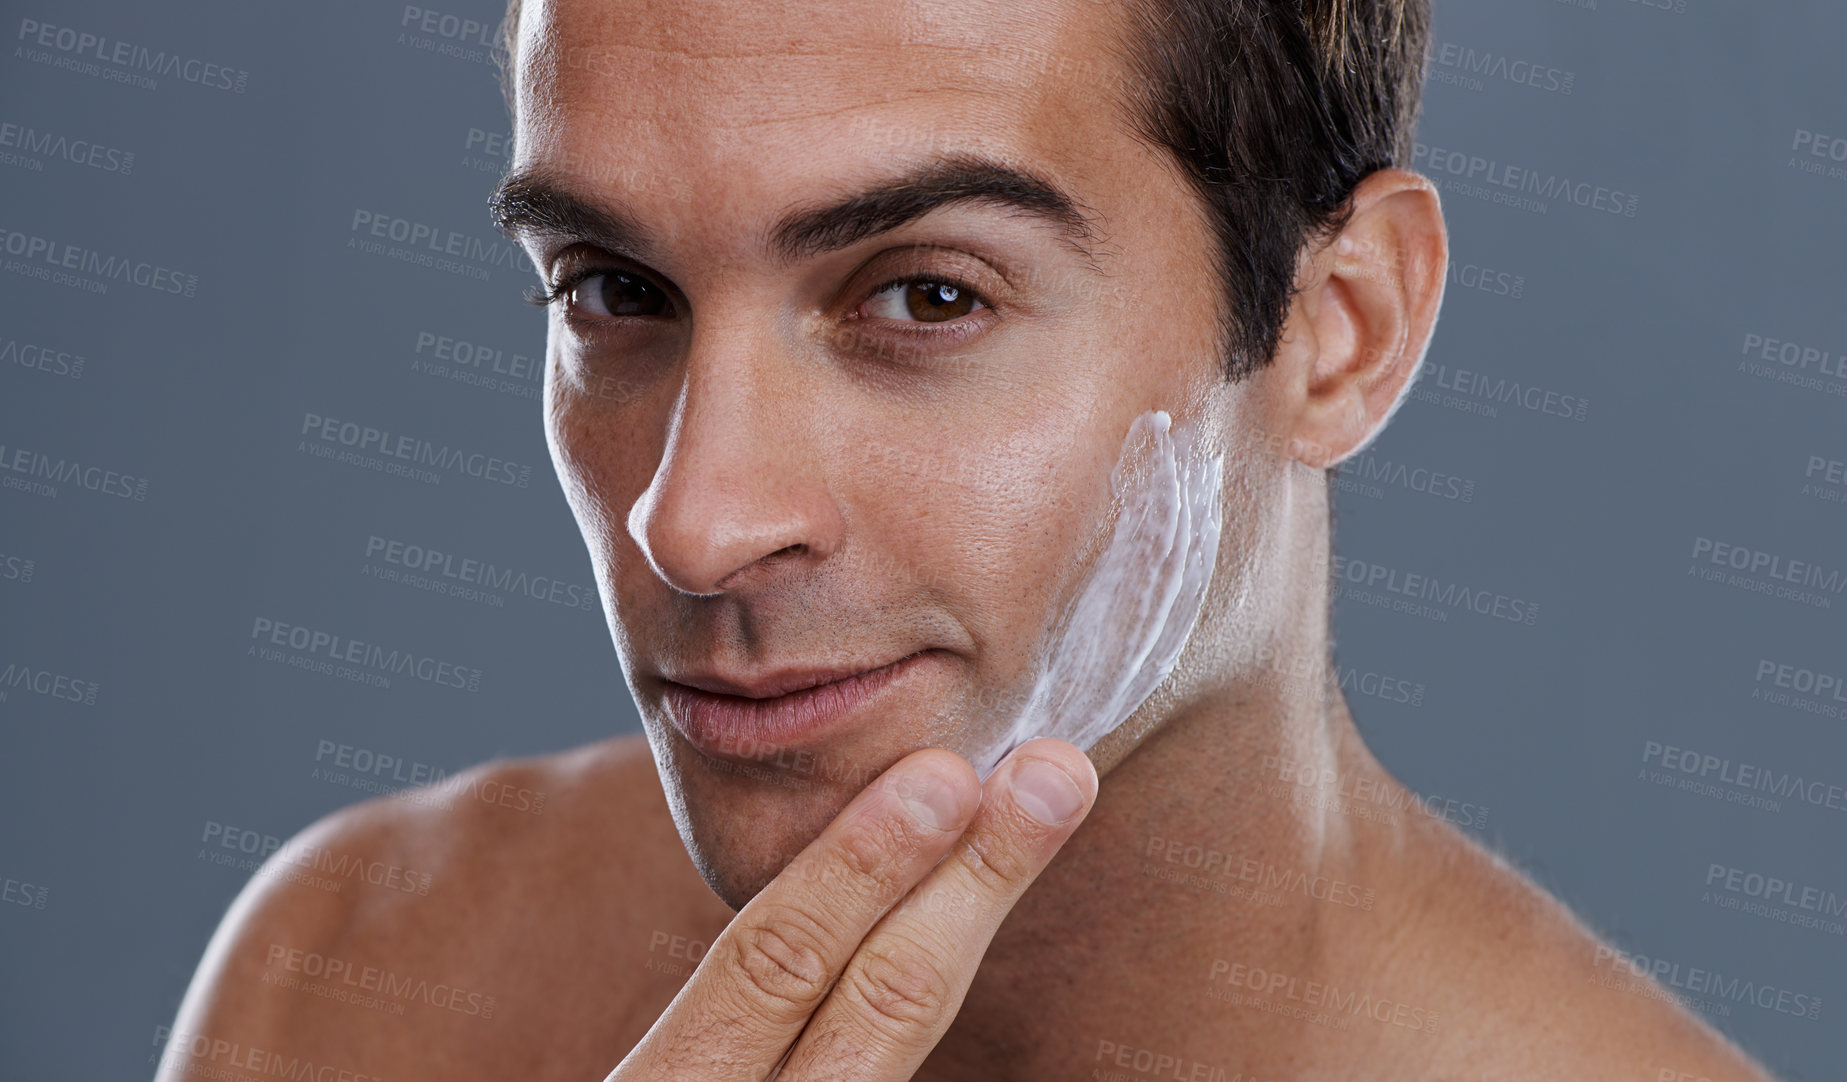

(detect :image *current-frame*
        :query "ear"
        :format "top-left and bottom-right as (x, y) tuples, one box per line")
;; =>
(1273, 169), (1448, 469)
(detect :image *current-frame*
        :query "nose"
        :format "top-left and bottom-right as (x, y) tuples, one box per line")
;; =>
(626, 341), (844, 596)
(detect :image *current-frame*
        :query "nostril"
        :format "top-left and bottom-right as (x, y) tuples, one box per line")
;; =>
(711, 543), (811, 592)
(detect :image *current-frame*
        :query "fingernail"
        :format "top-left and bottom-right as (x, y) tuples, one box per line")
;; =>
(900, 771), (962, 832)
(1011, 758), (1085, 826)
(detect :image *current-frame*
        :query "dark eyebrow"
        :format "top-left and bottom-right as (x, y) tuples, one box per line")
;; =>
(489, 171), (658, 267)
(488, 152), (1103, 272)
(769, 154), (1102, 266)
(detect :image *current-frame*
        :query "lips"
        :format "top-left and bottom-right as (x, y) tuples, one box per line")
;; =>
(659, 651), (935, 755)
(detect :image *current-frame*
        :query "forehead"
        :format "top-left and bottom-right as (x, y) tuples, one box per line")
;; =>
(510, 0), (1143, 212)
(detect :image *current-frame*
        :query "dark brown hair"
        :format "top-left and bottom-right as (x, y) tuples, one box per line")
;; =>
(1110, 0), (1429, 379)
(495, 0), (1430, 382)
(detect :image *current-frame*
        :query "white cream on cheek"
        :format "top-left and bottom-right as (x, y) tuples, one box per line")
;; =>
(971, 409), (1224, 779)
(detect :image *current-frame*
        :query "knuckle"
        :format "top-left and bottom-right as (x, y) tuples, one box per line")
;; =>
(726, 906), (836, 1015)
(839, 937), (953, 1029)
(951, 832), (1036, 896)
(892, 880), (978, 921)
(836, 816), (901, 882)
(826, 810), (925, 899)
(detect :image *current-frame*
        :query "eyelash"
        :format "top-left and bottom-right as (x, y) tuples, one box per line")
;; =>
(861, 274), (991, 317)
(525, 266), (994, 328)
(524, 265), (603, 308)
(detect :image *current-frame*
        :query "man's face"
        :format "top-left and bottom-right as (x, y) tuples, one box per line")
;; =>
(507, 0), (1275, 906)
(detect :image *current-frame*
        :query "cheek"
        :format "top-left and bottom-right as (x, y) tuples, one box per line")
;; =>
(543, 386), (598, 517)
(544, 382), (647, 562)
(852, 424), (1110, 675)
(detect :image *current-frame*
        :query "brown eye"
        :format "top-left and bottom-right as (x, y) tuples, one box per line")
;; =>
(571, 271), (673, 318)
(864, 280), (985, 323)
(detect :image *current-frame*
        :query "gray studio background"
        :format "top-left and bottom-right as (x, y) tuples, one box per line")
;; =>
(2, 0), (1843, 1077)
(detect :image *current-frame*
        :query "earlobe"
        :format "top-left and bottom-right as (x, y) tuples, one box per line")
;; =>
(1281, 169), (1448, 470)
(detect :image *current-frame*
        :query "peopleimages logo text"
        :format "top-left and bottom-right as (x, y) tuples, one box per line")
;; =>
(1706, 864), (1847, 919)
(0, 442), (148, 499)
(16, 18), (249, 92)
(299, 413), (532, 487)
(1331, 556), (1540, 624)
(0, 120), (134, 174)
(349, 211), (531, 272)
(1412, 142), (1639, 216)
(249, 617), (482, 692)
(0, 227), (197, 296)
(365, 536), (598, 612)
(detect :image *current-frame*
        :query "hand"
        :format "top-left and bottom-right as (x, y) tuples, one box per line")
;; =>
(606, 737), (1099, 1081)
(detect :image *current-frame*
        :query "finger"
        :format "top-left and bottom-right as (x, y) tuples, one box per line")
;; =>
(773, 737), (1098, 1081)
(610, 747), (981, 1082)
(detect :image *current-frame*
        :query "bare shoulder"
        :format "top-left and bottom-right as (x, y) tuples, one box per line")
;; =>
(1391, 815), (1781, 1081)
(157, 734), (735, 1082)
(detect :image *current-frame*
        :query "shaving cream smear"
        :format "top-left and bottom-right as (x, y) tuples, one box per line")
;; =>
(972, 409), (1223, 778)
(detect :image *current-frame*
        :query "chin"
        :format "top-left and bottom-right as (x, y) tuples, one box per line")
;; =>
(638, 674), (1020, 908)
(658, 732), (877, 911)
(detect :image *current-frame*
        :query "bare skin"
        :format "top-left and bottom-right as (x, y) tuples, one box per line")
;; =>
(157, 728), (1774, 1081)
(159, 1), (1778, 1079)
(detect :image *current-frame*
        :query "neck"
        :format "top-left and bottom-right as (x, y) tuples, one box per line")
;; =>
(925, 625), (1415, 1079)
